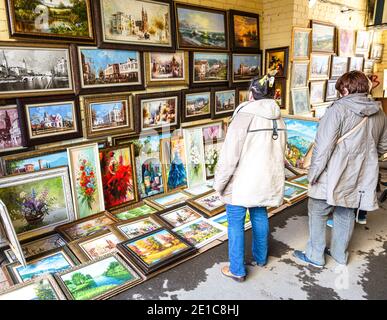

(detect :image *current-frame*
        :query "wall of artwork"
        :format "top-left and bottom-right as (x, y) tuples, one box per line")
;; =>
(372, 29), (387, 98)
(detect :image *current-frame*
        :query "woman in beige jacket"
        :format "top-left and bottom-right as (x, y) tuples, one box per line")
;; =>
(214, 75), (286, 281)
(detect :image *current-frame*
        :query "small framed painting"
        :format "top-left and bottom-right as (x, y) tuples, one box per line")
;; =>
(211, 88), (236, 119)
(18, 95), (82, 146)
(309, 81), (326, 105)
(200, 121), (225, 143)
(112, 201), (159, 221)
(229, 10), (260, 52)
(330, 56), (349, 79)
(363, 59), (375, 75)
(136, 91), (180, 133)
(157, 205), (203, 228)
(265, 47), (289, 78)
(273, 79), (287, 109)
(309, 53), (331, 80)
(349, 56), (364, 71)
(190, 52), (229, 87)
(310, 20), (336, 53)
(370, 43), (384, 63)
(144, 190), (191, 210)
(291, 27), (311, 60)
(204, 139), (224, 179)
(236, 88), (249, 105)
(231, 53), (262, 84)
(145, 51), (189, 87)
(288, 174), (309, 188)
(291, 61), (309, 88)
(355, 30), (373, 55)
(181, 89), (212, 123)
(284, 181), (308, 203)
(209, 211), (251, 230)
(83, 94), (135, 138)
(312, 102), (332, 119)
(325, 80), (339, 101)
(110, 215), (164, 240)
(183, 184), (213, 197)
(338, 29), (355, 57)
(187, 190), (225, 217)
(0, 104), (25, 154)
(291, 87), (311, 116)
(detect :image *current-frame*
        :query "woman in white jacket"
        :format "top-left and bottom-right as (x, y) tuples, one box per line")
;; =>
(214, 75), (286, 282)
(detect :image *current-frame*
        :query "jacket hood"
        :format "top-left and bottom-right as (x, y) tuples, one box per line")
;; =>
(339, 93), (380, 117)
(235, 99), (281, 120)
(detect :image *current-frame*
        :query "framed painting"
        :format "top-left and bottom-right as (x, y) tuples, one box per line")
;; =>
(229, 10), (260, 52)
(136, 91), (180, 133)
(355, 30), (373, 55)
(144, 190), (191, 210)
(183, 127), (206, 188)
(325, 79), (339, 101)
(370, 43), (384, 62)
(94, 0), (175, 51)
(284, 181), (308, 203)
(160, 136), (188, 192)
(288, 174), (309, 188)
(99, 144), (138, 210)
(310, 20), (336, 53)
(190, 52), (229, 87)
(3, 246), (78, 284)
(209, 211), (251, 230)
(181, 89), (212, 123)
(200, 121), (224, 143)
(183, 184), (213, 197)
(349, 56), (364, 71)
(309, 81), (326, 105)
(0, 275), (65, 300)
(117, 228), (196, 274)
(291, 87), (311, 116)
(330, 56), (349, 79)
(17, 95), (82, 146)
(175, 3), (228, 51)
(55, 253), (143, 300)
(204, 139), (224, 180)
(0, 167), (75, 242)
(56, 211), (118, 242)
(67, 143), (105, 219)
(157, 205), (203, 228)
(265, 47), (289, 78)
(211, 88), (236, 119)
(83, 93), (135, 138)
(338, 29), (356, 57)
(291, 27), (311, 60)
(0, 43), (73, 99)
(231, 53), (262, 84)
(68, 229), (126, 262)
(145, 51), (188, 87)
(309, 53), (331, 80)
(111, 201), (159, 221)
(291, 61), (309, 88)
(5, 0), (94, 43)
(236, 88), (249, 105)
(74, 46), (144, 94)
(187, 191), (225, 217)
(273, 79), (287, 109)
(363, 59), (375, 75)
(173, 217), (226, 249)
(312, 102), (332, 119)
(0, 104), (25, 154)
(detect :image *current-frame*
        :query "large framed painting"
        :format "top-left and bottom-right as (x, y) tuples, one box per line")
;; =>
(229, 10), (260, 52)
(0, 44), (73, 99)
(309, 53), (331, 80)
(349, 56), (364, 72)
(330, 56), (349, 79)
(67, 143), (105, 219)
(355, 30), (373, 55)
(204, 139), (223, 179)
(190, 52), (229, 87)
(83, 94), (135, 138)
(265, 47), (289, 78)
(231, 53), (262, 84)
(284, 181), (308, 203)
(145, 51), (188, 87)
(157, 205), (203, 228)
(291, 61), (309, 88)
(291, 87), (311, 116)
(181, 89), (212, 123)
(17, 95), (82, 146)
(144, 190), (191, 210)
(94, 0), (175, 51)
(309, 81), (326, 105)
(55, 253), (143, 300)
(117, 228), (196, 274)
(291, 27), (311, 60)
(74, 47), (144, 94)
(175, 3), (228, 51)
(112, 201), (159, 221)
(325, 79), (339, 101)
(136, 91), (180, 133)
(338, 29), (356, 57)
(211, 88), (236, 119)
(310, 20), (336, 53)
(273, 79), (287, 109)
(187, 190), (225, 217)
(0, 104), (25, 154)
(99, 144), (138, 210)
(0, 167), (75, 242)
(160, 136), (188, 192)
(5, 0), (94, 43)
(183, 127), (206, 188)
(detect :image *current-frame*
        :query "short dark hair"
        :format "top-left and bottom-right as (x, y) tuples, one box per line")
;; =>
(249, 76), (274, 100)
(335, 71), (370, 96)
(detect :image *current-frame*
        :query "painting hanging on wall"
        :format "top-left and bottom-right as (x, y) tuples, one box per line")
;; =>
(310, 20), (336, 53)
(273, 79), (286, 109)
(330, 56), (348, 79)
(113, 202), (159, 221)
(325, 79), (339, 101)
(5, 0), (94, 42)
(349, 56), (364, 71)
(190, 52), (229, 87)
(291, 27), (311, 60)
(201, 121), (224, 143)
(67, 143), (105, 219)
(212, 88), (236, 119)
(175, 3), (228, 51)
(370, 43), (384, 62)
(309, 53), (331, 80)
(291, 61), (309, 88)
(204, 139), (223, 179)
(338, 29), (355, 57)
(309, 81), (326, 105)
(0, 167), (75, 241)
(232, 53), (262, 83)
(363, 59), (375, 75)
(265, 47), (289, 78)
(236, 88), (249, 105)
(181, 89), (211, 123)
(95, 0), (175, 51)
(229, 10), (259, 51)
(0, 104), (24, 154)
(0, 44), (73, 99)
(291, 88), (310, 116)
(355, 30), (373, 55)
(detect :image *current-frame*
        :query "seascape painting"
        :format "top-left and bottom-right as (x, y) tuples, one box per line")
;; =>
(141, 96), (178, 131)
(311, 22), (335, 53)
(232, 14), (259, 49)
(214, 90), (236, 115)
(117, 217), (161, 240)
(185, 92), (211, 119)
(193, 52), (229, 83)
(160, 206), (202, 228)
(114, 204), (158, 221)
(149, 52), (185, 81)
(183, 128), (206, 188)
(0, 105), (23, 152)
(232, 54), (261, 82)
(80, 233), (121, 259)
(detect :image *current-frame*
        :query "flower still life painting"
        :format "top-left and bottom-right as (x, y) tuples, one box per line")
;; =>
(140, 96), (178, 132)
(204, 140), (223, 179)
(183, 128), (206, 188)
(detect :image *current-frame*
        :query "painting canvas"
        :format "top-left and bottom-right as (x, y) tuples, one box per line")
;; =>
(67, 143), (105, 219)
(291, 88), (310, 115)
(292, 28), (311, 60)
(183, 91), (211, 121)
(114, 203), (158, 221)
(210, 211), (251, 229)
(0, 167), (75, 241)
(313, 102), (331, 118)
(201, 121), (224, 142)
(6, 0), (94, 41)
(183, 184), (212, 196)
(231, 12), (259, 50)
(147, 191), (190, 209)
(311, 21), (335, 53)
(331, 56), (348, 79)
(338, 29), (355, 57)
(273, 80), (286, 109)
(213, 90), (236, 117)
(232, 53), (261, 82)
(115, 217), (162, 240)
(192, 52), (229, 84)
(0, 105), (23, 153)
(290, 175), (309, 188)
(176, 4), (227, 50)
(237, 89), (249, 104)
(266, 47), (288, 78)
(363, 59), (375, 74)
(310, 81), (326, 104)
(204, 140), (223, 179)
(159, 205), (202, 228)
(349, 56), (364, 71)
(99, 0), (173, 48)
(0, 46), (73, 98)
(370, 43), (384, 62)
(326, 80), (339, 101)
(183, 128), (206, 188)
(356, 30), (372, 54)
(100, 145), (137, 210)
(310, 53), (331, 80)
(194, 192), (224, 213)
(291, 61), (309, 88)
(76, 232), (122, 260)
(284, 181), (308, 202)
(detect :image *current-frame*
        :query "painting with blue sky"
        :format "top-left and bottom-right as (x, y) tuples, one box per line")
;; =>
(233, 54), (261, 81)
(28, 104), (74, 125)
(91, 101), (126, 130)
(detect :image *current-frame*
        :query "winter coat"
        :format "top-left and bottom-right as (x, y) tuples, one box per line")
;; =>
(213, 99), (286, 208)
(308, 93), (387, 211)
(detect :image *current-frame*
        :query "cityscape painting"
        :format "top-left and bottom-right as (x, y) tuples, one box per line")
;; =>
(232, 53), (261, 83)
(147, 51), (186, 85)
(183, 91), (211, 122)
(192, 52), (229, 85)
(213, 89), (236, 117)
(0, 105), (24, 153)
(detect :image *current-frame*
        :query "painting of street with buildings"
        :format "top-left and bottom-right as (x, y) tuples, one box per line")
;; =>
(214, 90), (235, 115)
(0, 105), (23, 152)
(79, 48), (141, 88)
(100, 0), (172, 47)
(232, 53), (261, 82)
(185, 92), (211, 119)
(149, 52), (185, 81)
(90, 100), (128, 133)
(0, 47), (72, 96)
(193, 53), (228, 84)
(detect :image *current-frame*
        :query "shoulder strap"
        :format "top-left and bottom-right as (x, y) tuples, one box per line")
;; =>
(336, 117), (368, 144)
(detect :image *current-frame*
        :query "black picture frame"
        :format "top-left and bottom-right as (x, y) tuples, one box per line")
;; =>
(229, 10), (260, 52)
(265, 46), (289, 79)
(235, 86), (250, 105)
(211, 87), (237, 119)
(274, 78), (287, 109)
(231, 52), (263, 86)
(181, 88), (213, 123)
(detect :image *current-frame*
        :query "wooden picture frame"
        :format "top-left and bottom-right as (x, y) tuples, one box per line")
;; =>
(310, 20), (336, 54)
(181, 88), (212, 123)
(325, 79), (339, 101)
(111, 201), (160, 221)
(355, 30), (373, 55)
(291, 87), (311, 116)
(349, 56), (364, 72)
(273, 79), (287, 109)
(309, 53), (331, 81)
(203, 138), (224, 179)
(330, 56), (349, 79)
(236, 87), (250, 105)
(291, 60), (309, 88)
(144, 190), (192, 210)
(284, 181), (308, 203)
(0, 102), (26, 155)
(156, 204), (203, 228)
(229, 10), (260, 52)
(231, 52), (262, 85)
(265, 47), (289, 78)
(309, 80), (327, 105)
(370, 43), (384, 63)
(187, 190), (225, 217)
(291, 27), (311, 60)
(211, 88), (236, 119)
(338, 29), (356, 57)
(312, 102), (332, 119)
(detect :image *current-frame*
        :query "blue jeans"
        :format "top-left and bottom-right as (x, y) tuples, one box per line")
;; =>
(226, 204), (269, 277)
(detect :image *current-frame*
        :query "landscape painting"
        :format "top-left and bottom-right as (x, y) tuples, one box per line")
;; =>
(192, 52), (229, 84)
(231, 12), (259, 50)
(183, 128), (206, 188)
(309, 81), (326, 104)
(176, 4), (227, 50)
(79, 233), (121, 260)
(214, 90), (236, 116)
(311, 21), (335, 53)
(331, 56), (348, 78)
(116, 217), (162, 240)
(114, 204), (158, 221)
(159, 206), (202, 228)
(0, 46), (73, 97)
(140, 95), (178, 131)
(58, 255), (141, 300)
(292, 28), (311, 59)
(148, 51), (186, 85)
(291, 88), (310, 115)
(232, 53), (261, 82)
(184, 91), (211, 121)
(6, 0), (94, 41)
(284, 182), (308, 202)
(78, 47), (142, 88)
(149, 191), (190, 209)
(309, 53), (331, 80)
(291, 61), (309, 88)
(0, 105), (23, 153)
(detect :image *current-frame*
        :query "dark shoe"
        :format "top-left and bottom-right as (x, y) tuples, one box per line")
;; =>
(324, 247), (347, 265)
(221, 266), (246, 282)
(293, 250), (324, 269)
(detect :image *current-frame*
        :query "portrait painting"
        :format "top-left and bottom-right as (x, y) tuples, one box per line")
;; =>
(291, 87), (310, 115)
(192, 52), (229, 85)
(309, 53), (331, 80)
(232, 53), (261, 83)
(311, 21), (335, 53)
(292, 27), (311, 60)
(230, 11), (259, 51)
(266, 47), (289, 78)
(338, 29), (355, 57)
(291, 61), (309, 88)
(0, 105), (24, 153)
